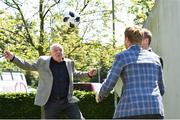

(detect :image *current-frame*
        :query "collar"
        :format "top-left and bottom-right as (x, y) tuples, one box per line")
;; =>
(51, 57), (65, 64)
(128, 44), (141, 50)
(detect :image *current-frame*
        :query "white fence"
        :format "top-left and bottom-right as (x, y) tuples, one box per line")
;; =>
(0, 71), (28, 93)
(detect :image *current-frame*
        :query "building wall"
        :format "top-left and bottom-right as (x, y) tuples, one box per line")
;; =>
(144, 0), (180, 118)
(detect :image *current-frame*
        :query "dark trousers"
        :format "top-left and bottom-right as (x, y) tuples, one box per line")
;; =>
(43, 98), (84, 119)
(118, 114), (164, 119)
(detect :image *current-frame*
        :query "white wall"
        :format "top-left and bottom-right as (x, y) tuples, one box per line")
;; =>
(144, 0), (180, 118)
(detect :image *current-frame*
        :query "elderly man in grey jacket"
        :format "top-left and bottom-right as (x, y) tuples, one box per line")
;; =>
(4, 43), (96, 119)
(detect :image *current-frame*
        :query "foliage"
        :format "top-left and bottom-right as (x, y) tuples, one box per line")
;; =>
(129, 0), (155, 25)
(0, 0), (114, 57)
(0, 91), (115, 119)
(0, 0), (125, 86)
(75, 90), (115, 118)
(0, 93), (40, 118)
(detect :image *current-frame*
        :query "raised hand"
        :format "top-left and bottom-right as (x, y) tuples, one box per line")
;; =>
(88, 68), (96, 77)
(3, 50), (14, 61)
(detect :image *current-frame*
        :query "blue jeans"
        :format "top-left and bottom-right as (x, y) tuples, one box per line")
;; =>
(44, 98), (84, 119)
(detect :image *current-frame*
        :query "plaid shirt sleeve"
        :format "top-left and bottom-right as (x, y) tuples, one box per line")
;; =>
(158, 66), (165, 96)
(99, 54), (124, 100)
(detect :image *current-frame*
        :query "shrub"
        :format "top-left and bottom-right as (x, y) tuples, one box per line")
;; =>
(0, 91), (114, 119)
(0, 93), (40, 118)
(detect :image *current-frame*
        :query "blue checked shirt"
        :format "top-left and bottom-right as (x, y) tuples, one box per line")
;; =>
(99, 45), (165, 118)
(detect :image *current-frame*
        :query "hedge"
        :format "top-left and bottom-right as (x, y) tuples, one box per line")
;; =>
(0, 91), (115, 119)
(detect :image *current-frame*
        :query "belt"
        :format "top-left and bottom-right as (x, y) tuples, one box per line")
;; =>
(48, 95), (68, 103)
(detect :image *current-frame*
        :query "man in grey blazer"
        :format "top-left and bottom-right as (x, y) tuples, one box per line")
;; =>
(4, 43), (96, 119)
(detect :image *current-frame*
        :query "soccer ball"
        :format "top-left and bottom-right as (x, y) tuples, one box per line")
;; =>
(63, 10), (80, 28)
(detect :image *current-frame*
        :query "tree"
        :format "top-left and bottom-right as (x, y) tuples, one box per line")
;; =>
(0, 0), (115, 58)
(129, 0), (155, 25)
(0, 0), (125, 86)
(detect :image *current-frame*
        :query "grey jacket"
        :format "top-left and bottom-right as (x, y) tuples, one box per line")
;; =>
(12, 56), (89, 106)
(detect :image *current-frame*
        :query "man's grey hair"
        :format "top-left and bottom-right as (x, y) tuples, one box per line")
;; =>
(50, 43), (64, 52)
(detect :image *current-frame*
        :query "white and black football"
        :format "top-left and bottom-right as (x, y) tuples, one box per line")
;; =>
(63, 10), (80, 28)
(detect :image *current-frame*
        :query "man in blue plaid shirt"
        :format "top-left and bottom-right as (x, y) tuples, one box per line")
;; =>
(96, 26), (165, 119)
